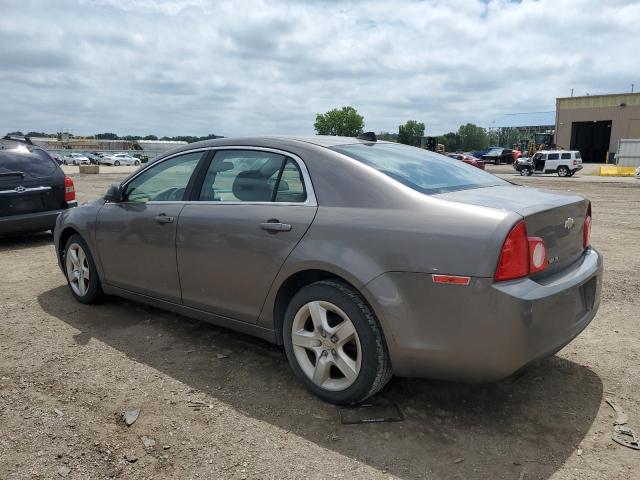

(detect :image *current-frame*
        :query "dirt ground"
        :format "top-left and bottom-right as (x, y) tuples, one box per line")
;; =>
(1, 168), (639, 480)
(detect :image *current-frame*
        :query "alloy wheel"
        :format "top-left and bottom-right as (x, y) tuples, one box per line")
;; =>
(291, 301), (362, 391)
(65, 243), (90, 297)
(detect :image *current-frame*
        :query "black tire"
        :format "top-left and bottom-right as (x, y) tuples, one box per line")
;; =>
(134, 160), (140, 166)
(63, 234), (103, 304)
(520, 167), (531, 176)
(557, 166), (569, 177)
(114, 160), (120, 166)
(283, 279), (392, 405)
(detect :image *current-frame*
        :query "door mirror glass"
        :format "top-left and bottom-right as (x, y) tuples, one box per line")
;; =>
(104, 183), (124, 202)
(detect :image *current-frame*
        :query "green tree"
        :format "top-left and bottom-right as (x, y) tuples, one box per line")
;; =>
(397, 120), (425, 146)
(95, 132), (119, 140)
(377, 131), (398, 142)
(439, 131), (461, 152)
(314, 106), (364, 137)
(457, 123), (489, 151)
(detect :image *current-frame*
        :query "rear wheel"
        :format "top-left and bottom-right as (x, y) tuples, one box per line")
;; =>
(283, 280), (392, 405)
(557, 166), (569, 177)
(134, 160), (140, 166)
(114, 160), (120, 166)
(64, 234), (103, 304)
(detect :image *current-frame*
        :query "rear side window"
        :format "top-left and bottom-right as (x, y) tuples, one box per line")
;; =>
(275, 159), (306, 203)
(199, 150), (307, 203)
(561, 153), (571, 159)
(331, 143), (507, 195)
(0, 149), (57, 181)
(548, 153), (560, 160)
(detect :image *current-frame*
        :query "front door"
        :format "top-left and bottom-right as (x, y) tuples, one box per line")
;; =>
(95, 151), (205, 302)
(177, 148), (317, 323)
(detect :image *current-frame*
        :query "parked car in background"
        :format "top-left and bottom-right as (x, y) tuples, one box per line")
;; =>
(481, 147), (514, 164)
(0, 138), (76, 235)
(514, 150), (583, 177)
(100, 153), (141, 166)
(54, 134), (602, 405)
(447, 153), (485, 170)
(63, 152), (90, 165)
(85, 152), (104, 165)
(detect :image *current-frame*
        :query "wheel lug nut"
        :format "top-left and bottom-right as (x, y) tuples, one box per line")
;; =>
(331, 349), (336, 355)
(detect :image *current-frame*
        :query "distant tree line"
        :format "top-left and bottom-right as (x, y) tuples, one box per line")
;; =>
(5, 131), (222, 143)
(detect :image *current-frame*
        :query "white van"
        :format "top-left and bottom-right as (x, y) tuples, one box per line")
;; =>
(514, 150), (583, 177)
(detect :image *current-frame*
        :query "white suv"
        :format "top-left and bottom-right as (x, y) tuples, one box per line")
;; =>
(515, 150), (583, 177)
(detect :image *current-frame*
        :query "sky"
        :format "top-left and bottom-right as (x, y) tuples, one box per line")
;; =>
(1, 0), (638, 137)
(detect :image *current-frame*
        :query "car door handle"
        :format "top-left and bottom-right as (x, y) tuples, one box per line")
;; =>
(260, 220), (292, 232)
(154, 214), (174, 224)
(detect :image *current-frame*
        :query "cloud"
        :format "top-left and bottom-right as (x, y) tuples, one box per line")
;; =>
(0, 0), (638, 136)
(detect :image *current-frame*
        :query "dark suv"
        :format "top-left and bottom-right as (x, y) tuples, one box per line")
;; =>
(481, 147), (514, 165)
(0, 139), (77, 235)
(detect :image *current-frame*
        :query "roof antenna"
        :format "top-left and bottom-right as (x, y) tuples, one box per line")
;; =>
(357, 132), (377, 142)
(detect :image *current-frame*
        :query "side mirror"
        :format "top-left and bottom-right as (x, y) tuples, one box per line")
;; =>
(104, 183), (124, 202)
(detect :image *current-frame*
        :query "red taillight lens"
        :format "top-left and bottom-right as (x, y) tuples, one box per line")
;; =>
(584, 203), (591, 248)
(495, 221), (549, 281)
(495, 221), (529, 281)
(64, 176), (75, 201)
(573, 159), (577, 166)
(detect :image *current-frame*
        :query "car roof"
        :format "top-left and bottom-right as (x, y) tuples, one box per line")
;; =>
(537, 150), (577, 153)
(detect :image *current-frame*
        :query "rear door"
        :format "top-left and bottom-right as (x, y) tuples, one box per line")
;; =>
(0, 149), (64, 217)
(95, 150), (206, 302)
(177, 148), (317, 323)
(546, 152), (560, 171)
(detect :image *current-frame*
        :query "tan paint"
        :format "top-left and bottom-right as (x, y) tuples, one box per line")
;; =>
(555, 93), (640, 154)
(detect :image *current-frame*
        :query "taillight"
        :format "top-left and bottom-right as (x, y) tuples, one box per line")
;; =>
(64, 176), (75, 201)
(573, 159), (577, 166)
(584, 203), (591, 248)
(528, 237), (547, 273)
(495, 221), (548, 281)
(495, 221), (529, 281)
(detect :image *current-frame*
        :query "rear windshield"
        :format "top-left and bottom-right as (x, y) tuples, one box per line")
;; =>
(331, 143), (507, 194)
(0, 149), (58, 180)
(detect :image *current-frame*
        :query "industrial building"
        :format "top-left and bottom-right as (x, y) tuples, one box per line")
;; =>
(555, 92), (640, 163)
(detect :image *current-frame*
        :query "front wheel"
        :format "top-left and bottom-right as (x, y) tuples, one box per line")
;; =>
(134, 160), (140, 166)
(557, 166), (569, 177)
(520, 167), (531, 176)
(64, 234), (103, 304)
(283, 280), (392, 405)
(114, 160), (120, 166)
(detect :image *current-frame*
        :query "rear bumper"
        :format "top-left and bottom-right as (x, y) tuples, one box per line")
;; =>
(0, 203), (77, 235)
(362, 247), (603, 381)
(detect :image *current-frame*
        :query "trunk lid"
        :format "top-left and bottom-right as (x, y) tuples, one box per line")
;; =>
(435, 185), (589, 274)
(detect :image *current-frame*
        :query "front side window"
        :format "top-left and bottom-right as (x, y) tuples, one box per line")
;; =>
(331, 143), (507, 195)
(199, 150), (306, 203)
(124, 151), (203, 203)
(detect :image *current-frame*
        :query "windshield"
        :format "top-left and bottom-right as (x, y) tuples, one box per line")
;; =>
(331, 143), (507, 194)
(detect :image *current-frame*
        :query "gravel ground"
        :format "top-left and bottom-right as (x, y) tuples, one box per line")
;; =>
(1, 168), (639, 480)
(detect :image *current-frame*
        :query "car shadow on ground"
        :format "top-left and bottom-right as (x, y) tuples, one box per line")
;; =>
(38, 286), (603, 480)
(0, 231), (53, 252)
